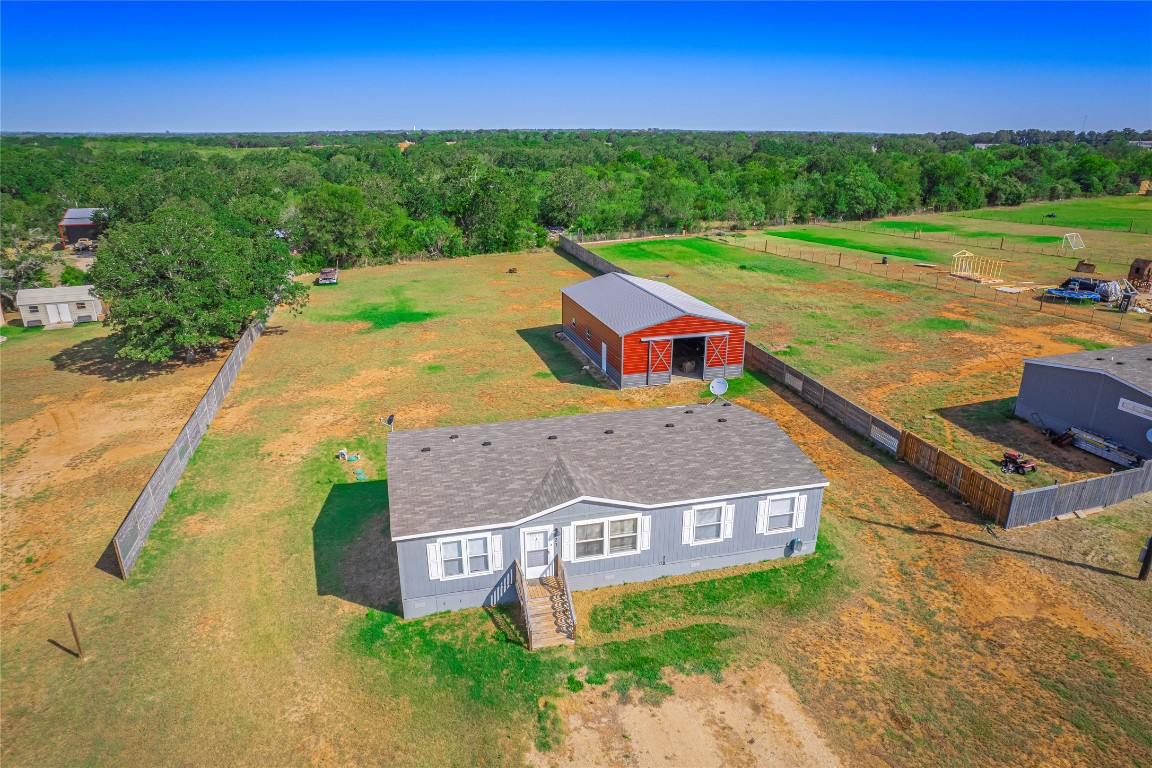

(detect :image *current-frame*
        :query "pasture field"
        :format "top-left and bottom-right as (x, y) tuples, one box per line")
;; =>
(593, 237), (1147, 488)
(955, 195), (1152, 234)
(2, 248), (1151, 767)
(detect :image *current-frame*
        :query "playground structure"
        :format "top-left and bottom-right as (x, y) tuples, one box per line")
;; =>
(1059, 232), (1086, 253)
(949, 250), (1008, 283)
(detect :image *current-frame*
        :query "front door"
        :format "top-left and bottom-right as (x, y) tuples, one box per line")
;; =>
(521, 526), (554, 579)
(55, 303), (72, 323)
(46, 304), (61, 324)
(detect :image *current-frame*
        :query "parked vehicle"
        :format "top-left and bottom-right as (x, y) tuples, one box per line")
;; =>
(317, 267), (339, 285)
(73, 238), (96, 252)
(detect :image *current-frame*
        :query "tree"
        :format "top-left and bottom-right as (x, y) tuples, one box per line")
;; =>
(58, 265), (88, 286)
(89, 205), (307, 362)
(0, 251), (52, 311)
(299, 184), (369, 267)
(539, 167), (599, 226)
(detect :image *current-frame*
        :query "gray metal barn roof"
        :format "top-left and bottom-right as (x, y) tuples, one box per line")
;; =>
(1023, 344), (1152, 396)
(59, 208), (102, 225)
(561, 273), (747, 335)
(16, 285), (98, 305)
(386, 403), (827, 539)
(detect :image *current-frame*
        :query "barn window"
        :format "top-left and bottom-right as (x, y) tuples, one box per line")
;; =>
(572, 514), (641, 560)
(585, 329), (591, 342)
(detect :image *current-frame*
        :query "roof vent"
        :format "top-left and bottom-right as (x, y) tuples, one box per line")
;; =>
(665, 423), (675, 428)
(1116, 361), (1125, 365)
(684, 409), (694, 414)
(482, 441), (492, 446)
(604, 429), (614, 434)
(1096, 357), (1105, 360)
(547, 435), (557, 440)
(718, 418), (727, 423)
(449, 434), (459, 440)
(420, 447), (430, 452)
(722, 402), (732, 407)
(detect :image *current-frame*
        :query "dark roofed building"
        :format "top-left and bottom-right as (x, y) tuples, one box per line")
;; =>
(560, 272), (747, 388)
(1015, 343), (1152, 460)
(386, 403), (828, 623)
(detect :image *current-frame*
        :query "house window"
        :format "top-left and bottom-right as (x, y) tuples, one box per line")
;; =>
(585, 329), (591, 342)
(76, 302), (86, 309)
(28, 305), (39, 312)
(439, 535), (492, 578)
(767, 497), (797, 531)
(692, 505), (724, 543)
(573, 515), (641, 560)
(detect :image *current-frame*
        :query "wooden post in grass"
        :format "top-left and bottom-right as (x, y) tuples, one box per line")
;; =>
(1139, 537), (1151, 581)
(68, 612), (85, 660)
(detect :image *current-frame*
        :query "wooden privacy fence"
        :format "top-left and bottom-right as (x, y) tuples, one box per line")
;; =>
(1006, 462), (1152, 528)
(896, 432), (1015, 524)
(111, 322), (265, 578)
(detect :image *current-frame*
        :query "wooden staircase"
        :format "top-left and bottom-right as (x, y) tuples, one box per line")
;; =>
(515, 558), (576, 650)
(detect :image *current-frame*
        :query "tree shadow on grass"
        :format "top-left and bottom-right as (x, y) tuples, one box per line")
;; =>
(517, 326), (608, 389)
(49, 336), (230, 382)
(313, 480), (402, 615)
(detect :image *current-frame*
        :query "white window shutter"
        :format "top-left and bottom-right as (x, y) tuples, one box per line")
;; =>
(561, 525), (573, 561)
(682, 510), (693, 545)
(426, 542), (441, 580)
(640, 515), (652, 550)
(722, 504), (735, 539)
(756, 500), (768, 535)
(491, 534), (503, 571)
(796, 495), (808, 529)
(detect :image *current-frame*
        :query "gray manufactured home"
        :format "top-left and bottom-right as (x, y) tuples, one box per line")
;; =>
(1015, 344), (1152, 460)
(386, 403), (829, 641)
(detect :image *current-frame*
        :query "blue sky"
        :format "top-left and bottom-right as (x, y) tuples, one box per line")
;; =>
(2, 1), (1149, 133)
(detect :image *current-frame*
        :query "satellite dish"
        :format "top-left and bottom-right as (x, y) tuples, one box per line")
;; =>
(386, 414), (395, 426)
(709, 378), (729, 397)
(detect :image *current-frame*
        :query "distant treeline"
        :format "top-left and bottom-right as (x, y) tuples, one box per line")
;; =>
(2, 129), (1150, 267)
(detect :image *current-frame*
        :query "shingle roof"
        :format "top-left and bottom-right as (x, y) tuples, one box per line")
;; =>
(386, 404), (827, 539)
(561, 273), (746, 336)
(1024, 343), (1152, 396)
(16, 285), (97, 305)
(59, 208), (102, 225)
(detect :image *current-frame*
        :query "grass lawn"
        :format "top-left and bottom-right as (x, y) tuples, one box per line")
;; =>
(3, 246), (1151, 767)
(955, 195), (1152, 233)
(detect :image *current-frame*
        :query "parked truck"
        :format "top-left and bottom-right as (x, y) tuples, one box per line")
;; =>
(317, 267), (339, 285)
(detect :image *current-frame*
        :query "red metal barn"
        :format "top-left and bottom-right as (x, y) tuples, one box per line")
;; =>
(57, 208), (104, 248)
(560, 273), (747, 388)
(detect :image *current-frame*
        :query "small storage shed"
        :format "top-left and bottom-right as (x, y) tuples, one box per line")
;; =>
(1015, 343), (1152, 459)
(57, 208), (104, 247)
(386, 403), (828, 620)
(561, 273), (746, 388)
(16, 285), (103, 328)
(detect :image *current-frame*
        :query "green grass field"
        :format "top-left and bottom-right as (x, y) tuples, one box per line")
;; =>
(956, 195), (1152, 233)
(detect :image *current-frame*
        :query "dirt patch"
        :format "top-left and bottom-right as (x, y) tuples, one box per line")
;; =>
(529, 667), (840, 768)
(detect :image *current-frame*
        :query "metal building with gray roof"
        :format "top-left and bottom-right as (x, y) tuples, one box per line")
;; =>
(1015, 343), (1152, 460)
(560, 273), (747, 388)
(386, 403), (828, 622)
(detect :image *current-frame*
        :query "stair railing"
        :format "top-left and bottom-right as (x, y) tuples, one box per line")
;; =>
(513, 559), (536, 651)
